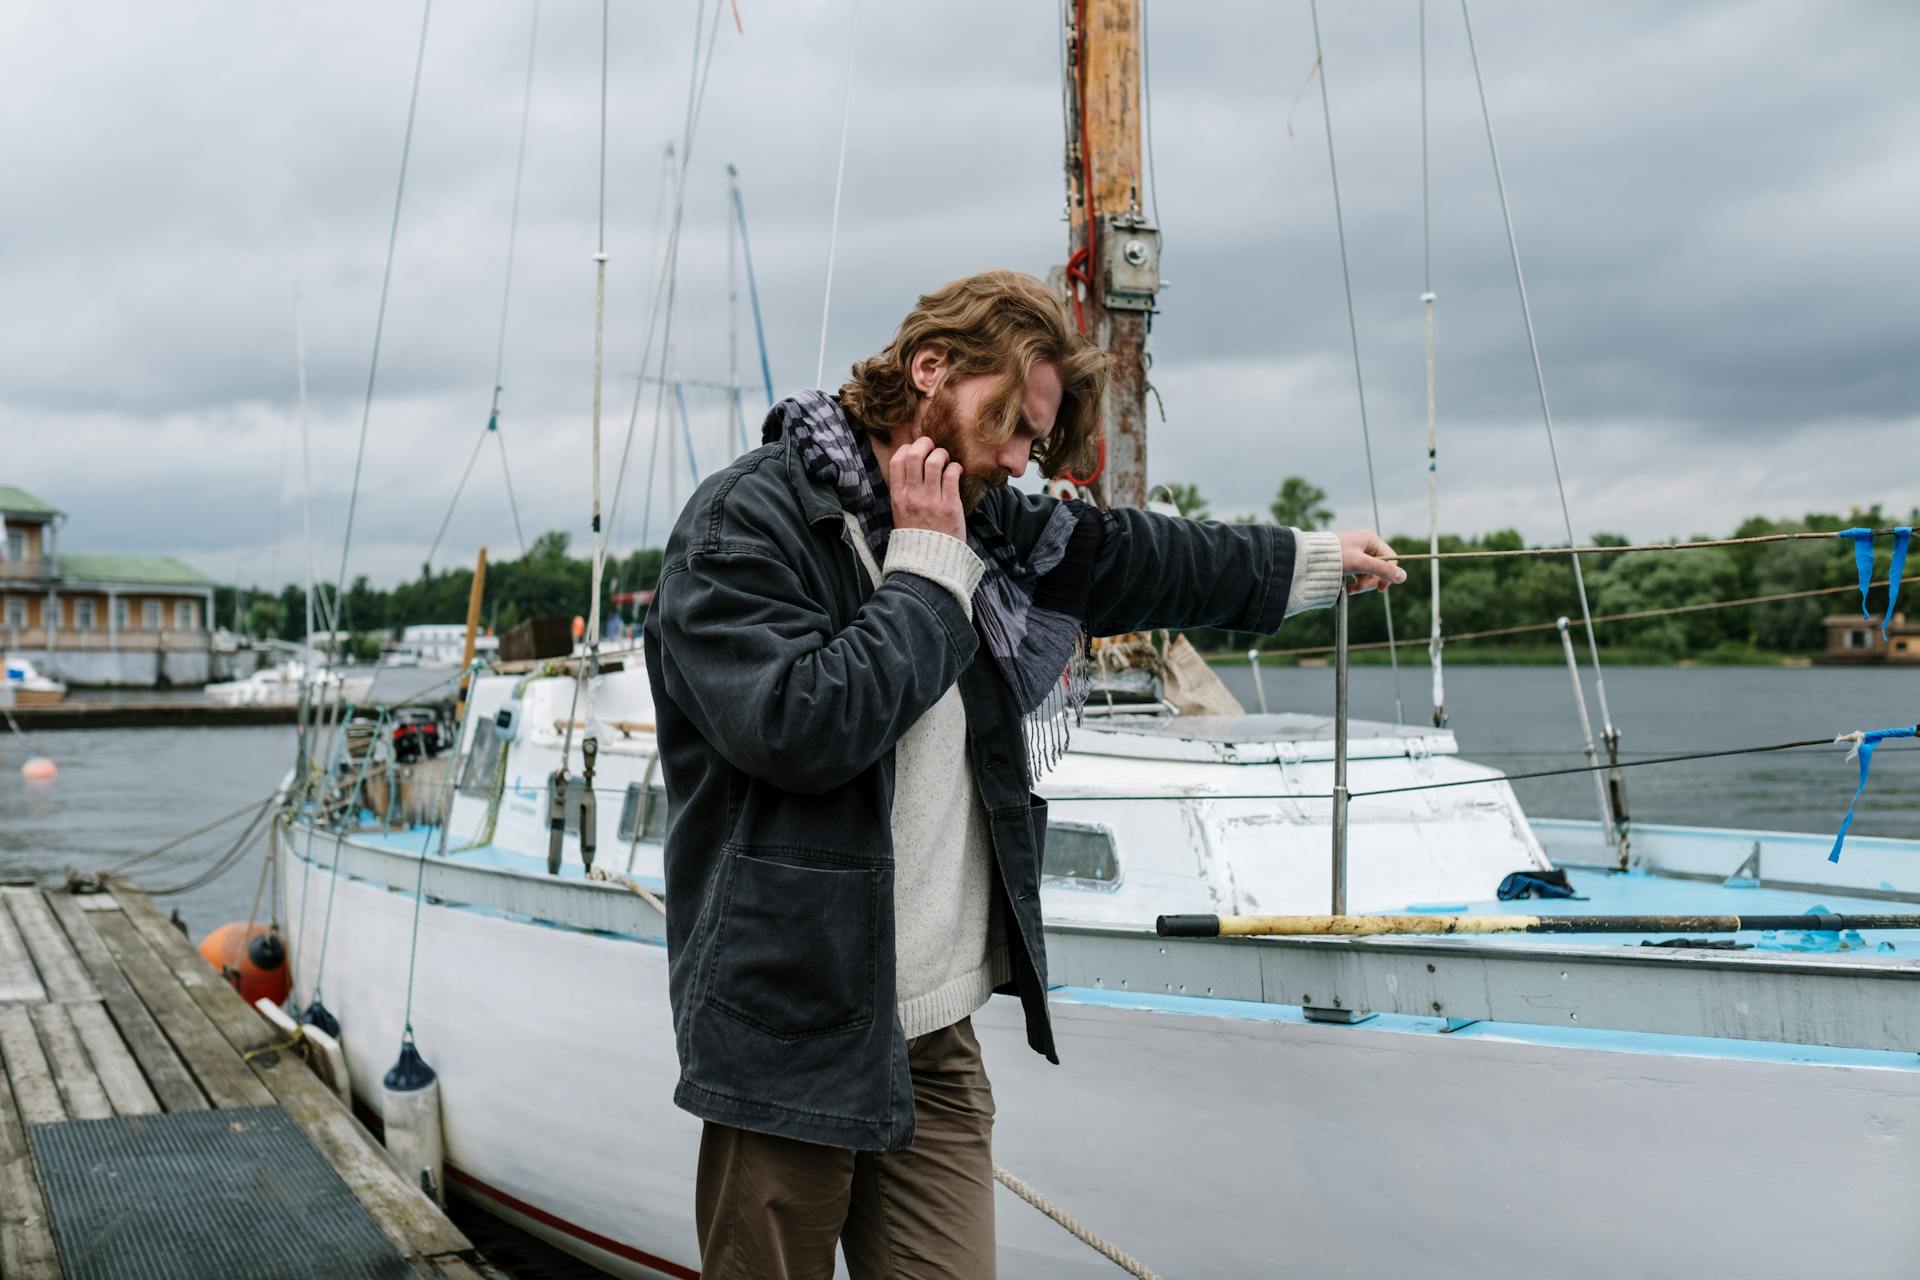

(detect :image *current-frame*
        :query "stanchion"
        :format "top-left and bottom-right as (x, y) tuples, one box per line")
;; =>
(1331, 589), (1350, 916)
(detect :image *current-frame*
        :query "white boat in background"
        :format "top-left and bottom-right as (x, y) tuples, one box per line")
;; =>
(277, 653), (1920, 1278)
(206, 657), (373, 709)
(1, 655), (67, 705)
(382, 624), (500, 669)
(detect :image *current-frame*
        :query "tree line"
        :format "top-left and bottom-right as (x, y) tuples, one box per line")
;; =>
(215, 480), (1916, 664)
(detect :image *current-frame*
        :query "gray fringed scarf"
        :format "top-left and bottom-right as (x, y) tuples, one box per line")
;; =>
(766, 390), (1099, 781)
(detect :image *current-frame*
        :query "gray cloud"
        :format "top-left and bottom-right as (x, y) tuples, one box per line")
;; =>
(2, 0), (1914, 591)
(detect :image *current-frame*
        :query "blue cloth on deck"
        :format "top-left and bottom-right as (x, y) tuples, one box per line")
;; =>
(1829, 725), (1919, 863)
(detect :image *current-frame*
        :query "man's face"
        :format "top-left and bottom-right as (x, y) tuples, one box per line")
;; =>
(913, 360), (1063, 513)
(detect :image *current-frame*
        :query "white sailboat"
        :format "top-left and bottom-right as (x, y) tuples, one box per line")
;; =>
(279, 653), (1920, 1278)
(268, 3), (1920, 1277)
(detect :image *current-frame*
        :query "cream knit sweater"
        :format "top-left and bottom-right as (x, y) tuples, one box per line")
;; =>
(847, 516), (1343, 1039)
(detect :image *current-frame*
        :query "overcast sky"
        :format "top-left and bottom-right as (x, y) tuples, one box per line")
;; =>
(3, 1), (1915, 590)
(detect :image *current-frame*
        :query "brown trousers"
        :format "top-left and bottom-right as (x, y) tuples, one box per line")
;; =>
(695, 1017), (997, 1279)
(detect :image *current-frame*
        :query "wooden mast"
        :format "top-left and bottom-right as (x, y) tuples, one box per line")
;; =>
(1063, 0), (1159, 509)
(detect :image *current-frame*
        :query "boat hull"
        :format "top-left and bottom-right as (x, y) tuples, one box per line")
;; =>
(280, 828), (1920, 1278)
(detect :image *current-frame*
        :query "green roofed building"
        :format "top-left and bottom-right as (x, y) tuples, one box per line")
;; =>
(2, 486), (217, 685)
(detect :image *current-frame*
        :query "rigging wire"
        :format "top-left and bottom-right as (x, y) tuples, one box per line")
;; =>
(330, 0), (432, 643)
(422, 0), (539, 573)
(1459, 0), (1614, 745)
(606, 0), (727, 544)
(1307, 0), (1404, 724)
(814, 0), (863, 387)
(1420, 0), (1444, 727)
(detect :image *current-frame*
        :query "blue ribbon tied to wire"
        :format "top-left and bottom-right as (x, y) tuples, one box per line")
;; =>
(1829, 725), (1919, 863)
(1840, 526), (1913, 637)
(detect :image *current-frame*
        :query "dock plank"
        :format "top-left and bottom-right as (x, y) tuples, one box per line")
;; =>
(90, 910), (273, 1110)
(42, 890), (207, 1113)
(67, 1001), (160, 1117)
(0, 892), (47, 1004)
(5, 888), (97, 1003)
(29, 1003), (113, 1121)
(0, 1032), (60, 1279)
(114, 887), (471, 1261)
(0, 1004), (63, 1125)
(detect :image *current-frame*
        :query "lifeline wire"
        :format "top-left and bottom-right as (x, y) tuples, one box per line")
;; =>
(1074, 733), (1863, 805)
(1387, 527), (1911, 563)
(814, 0), (862, 387)
(1308, 0), (1404, 724)
(1261, 574), (1920, 658)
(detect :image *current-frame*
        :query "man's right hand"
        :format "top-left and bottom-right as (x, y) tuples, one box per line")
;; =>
(1337, 529), (1406, 593)
(888, 436), (966, 542)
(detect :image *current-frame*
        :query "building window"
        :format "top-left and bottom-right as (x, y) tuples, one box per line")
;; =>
(143, 601), (161, 631)
(174, 600), (196, 630)
(1844, 629), (1870, 650)
(113, 598), (128, 631)
(3, 598), (24, 629)
(5, 530), (23, 563)
(74, 598), (97, 630)
(1041, 822), (1121, 889)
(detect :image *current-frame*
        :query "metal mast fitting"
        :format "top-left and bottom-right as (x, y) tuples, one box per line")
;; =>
(1062, 0), (1158, 509)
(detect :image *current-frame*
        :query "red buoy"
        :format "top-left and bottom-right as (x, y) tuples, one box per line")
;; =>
(197, 922), (291, 1006)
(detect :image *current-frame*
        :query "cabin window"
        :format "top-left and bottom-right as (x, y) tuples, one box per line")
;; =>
(1042, 822), (1121, 889)
(174, 600), (196, 630)
(3, 598), (24, 629)
(73, 599), (96, 630)
(143, 601), (161, 630)
(457, 717), (502, 797)
(617, 781), (671, 842)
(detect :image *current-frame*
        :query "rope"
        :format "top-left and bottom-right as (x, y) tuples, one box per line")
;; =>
(586, 865), (665, 916)
(814, 0), (862, 387)
(1459, 0), (1614, 745)
(97, 790), (285, 880)
(1389, 527), (1909, 563)
(1257, 574), (1920, 658)
(330, 0), (431, 646)
(1307, 0), (1403, 725)
(992, 1164), (1162, 1280)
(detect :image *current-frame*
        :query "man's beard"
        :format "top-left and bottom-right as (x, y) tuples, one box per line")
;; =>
(918, 389), (1009, 514)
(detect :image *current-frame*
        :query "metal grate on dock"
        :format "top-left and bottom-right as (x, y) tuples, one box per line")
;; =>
(0, 884), (497, 1280)
(30, 1105), (411, 1280)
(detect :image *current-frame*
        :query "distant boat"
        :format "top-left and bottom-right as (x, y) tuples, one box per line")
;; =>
(382, 624), (500, 669)
(205, 657), (372, 709)
(1, 655), (65, 706)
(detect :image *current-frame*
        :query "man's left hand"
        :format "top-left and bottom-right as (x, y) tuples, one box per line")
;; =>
(1336, 530), (1404, 594)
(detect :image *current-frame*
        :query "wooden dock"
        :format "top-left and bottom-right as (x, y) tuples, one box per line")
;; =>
(0, 884), (500, 1279)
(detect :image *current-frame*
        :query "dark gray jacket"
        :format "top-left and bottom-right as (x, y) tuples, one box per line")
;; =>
(644, 425), (1299, 1149)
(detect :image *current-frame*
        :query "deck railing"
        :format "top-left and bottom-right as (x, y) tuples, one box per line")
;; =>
(1, 627), (209, 653)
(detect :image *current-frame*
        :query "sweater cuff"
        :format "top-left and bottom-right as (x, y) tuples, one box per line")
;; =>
(1285, 530), (1344, 618)
(884, 529), (984, 618)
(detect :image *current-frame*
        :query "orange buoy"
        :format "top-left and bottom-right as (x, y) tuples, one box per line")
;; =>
(571, 614), (586, 640)
(21, 757), (57, 781)
(197, 922), (291, 1006)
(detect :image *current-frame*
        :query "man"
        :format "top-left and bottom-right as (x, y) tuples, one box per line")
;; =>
(644, 269), (1401, 1278)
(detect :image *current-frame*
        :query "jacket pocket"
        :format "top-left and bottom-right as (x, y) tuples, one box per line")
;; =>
(705, 851), (880, 1041)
